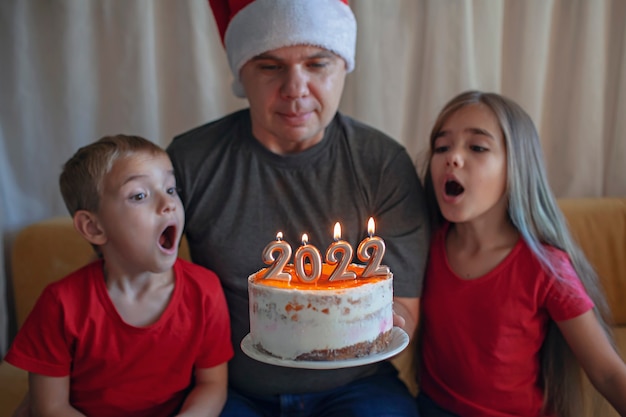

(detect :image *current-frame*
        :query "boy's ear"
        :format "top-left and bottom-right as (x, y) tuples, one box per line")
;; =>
(73, 210), (107, 246)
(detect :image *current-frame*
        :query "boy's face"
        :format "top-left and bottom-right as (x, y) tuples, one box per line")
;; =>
(95, 151), (184, 275)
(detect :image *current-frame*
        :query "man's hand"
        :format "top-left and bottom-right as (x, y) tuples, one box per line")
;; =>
(392, 296), (420, 339)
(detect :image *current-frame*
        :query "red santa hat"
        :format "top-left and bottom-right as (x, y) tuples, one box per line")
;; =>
(208, 0), (357, 97)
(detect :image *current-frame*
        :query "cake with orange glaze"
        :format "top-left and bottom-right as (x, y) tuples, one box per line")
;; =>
(248, 263), (393, 361)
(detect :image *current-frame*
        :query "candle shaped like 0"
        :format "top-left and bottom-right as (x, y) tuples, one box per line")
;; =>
(326, 222), (357, 281)
(357, 218), (390, 278)
(261, 232), (292, 281)
(294, 234), (322, 283)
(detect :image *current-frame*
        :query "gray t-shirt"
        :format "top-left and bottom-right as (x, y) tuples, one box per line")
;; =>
(167, 109), (428, 397)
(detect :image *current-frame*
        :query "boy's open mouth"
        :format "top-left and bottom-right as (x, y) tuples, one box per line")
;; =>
(159, 225), (177, 250)
(445, 180), (464, 196)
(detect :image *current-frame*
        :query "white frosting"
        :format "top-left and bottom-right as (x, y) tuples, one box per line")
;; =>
(248, 272), (393, 360)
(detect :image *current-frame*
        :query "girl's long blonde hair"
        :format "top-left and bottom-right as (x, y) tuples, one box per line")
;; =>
(422, 90), (612, 417)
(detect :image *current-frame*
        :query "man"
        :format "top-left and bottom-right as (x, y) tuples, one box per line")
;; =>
(167, 0), (428, 415)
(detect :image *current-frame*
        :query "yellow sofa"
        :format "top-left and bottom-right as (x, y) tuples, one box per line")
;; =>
(1, 198), (625, 417)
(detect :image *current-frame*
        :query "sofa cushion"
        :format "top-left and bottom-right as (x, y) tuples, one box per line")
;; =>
(559, 198), (626, 326)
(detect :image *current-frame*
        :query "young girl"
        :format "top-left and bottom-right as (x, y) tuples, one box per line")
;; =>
(417, 90), (626, 417)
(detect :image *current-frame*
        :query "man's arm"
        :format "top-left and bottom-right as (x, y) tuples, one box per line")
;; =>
(175, 363), (228, 417)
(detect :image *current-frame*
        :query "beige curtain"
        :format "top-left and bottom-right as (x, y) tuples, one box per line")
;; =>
(1, 0), (624, 353)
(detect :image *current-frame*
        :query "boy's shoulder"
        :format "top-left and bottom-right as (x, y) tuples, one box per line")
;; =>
(174, 258), (221, 290)
(44, 259), (103, 294)
(27, 260), (103, 318)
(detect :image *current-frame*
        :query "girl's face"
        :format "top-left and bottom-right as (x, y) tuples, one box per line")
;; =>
(429, 103), (509, 225)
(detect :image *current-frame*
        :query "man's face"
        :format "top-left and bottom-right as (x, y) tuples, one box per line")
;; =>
(239, 44), (347, 155)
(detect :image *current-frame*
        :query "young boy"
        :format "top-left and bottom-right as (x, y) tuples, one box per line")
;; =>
(4, 135), (233, 417)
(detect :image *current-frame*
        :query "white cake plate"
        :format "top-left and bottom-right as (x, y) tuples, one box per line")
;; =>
(240, 327), (409, 369)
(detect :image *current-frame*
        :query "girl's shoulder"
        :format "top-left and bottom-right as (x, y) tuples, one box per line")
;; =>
(540, 244), (578, 279)
(431, 222), (450, 242)
(538, 244), (594, 319)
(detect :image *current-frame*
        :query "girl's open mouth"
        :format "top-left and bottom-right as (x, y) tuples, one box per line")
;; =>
(445, 180), (464, 196)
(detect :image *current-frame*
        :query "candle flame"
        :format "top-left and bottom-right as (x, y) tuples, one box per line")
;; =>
(301, 233), (309, 245)
(333, 222), (341, 241)
(276, 231), (283, 241)
(368, 217), (375, 237)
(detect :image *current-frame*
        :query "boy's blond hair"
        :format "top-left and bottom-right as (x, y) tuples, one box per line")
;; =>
(59, 135), (166, 216)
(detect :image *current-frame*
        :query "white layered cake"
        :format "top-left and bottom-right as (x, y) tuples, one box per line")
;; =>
(248, 263), (393, 361)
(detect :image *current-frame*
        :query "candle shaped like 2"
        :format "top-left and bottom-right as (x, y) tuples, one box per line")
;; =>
(357, 218), (391, 278)
(294, 234), (322, 283)
(326, 222), (357, 281)
(261, 232), (292, 281)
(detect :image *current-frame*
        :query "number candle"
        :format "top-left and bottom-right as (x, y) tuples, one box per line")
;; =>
(326, 222), (357, 281)
(357, 217), (390, 278)
(261, 232), (292, 281)
(294, 233), (322, 283)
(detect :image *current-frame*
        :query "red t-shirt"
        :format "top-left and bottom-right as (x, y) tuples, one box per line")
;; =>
(5, 258), (233, 417)
(420, 224), (594, 417)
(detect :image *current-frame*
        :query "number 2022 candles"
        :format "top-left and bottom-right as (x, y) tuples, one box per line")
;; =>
(261, 217), (388, 283)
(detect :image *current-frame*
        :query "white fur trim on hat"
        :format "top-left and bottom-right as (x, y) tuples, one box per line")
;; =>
(224, 0), (357, 97)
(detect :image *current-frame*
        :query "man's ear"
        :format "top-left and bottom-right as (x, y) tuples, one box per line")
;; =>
(73, 210), (107, 246)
